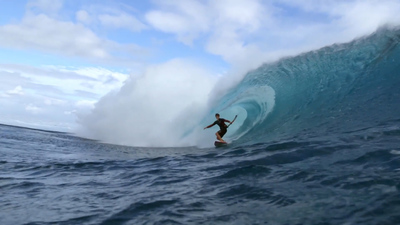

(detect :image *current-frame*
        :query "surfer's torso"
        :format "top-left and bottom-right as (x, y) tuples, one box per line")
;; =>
(213, 118), (227, 130)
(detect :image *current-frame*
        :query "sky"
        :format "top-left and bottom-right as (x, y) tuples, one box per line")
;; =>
(1, 0), (400, 145)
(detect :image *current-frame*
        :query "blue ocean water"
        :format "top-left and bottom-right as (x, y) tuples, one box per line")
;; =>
(2, 27), (400, 225)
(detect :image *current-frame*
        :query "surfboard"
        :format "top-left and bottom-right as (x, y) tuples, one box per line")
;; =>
(214, 141), (228, 147)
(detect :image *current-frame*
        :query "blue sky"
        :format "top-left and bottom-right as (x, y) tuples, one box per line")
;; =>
(0, 0), (399, 137)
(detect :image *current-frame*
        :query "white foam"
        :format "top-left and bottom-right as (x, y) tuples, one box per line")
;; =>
(77, 58), (219, 147)
(390, 150), (400, 155)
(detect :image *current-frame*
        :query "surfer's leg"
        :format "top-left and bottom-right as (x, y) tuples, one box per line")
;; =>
(220, 129), (227, 138)
(216, 131), (226, 143)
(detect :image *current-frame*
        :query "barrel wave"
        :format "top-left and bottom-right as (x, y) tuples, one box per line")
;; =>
(206, 27), (400, 145)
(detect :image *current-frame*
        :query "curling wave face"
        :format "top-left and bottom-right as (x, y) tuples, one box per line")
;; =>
(202, 27), (400, 145)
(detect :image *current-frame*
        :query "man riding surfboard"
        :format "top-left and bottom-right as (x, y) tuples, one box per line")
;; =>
(204, 113), (236, 144)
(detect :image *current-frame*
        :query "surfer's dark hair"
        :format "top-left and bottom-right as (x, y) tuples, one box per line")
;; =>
(215, 113), (220, 117)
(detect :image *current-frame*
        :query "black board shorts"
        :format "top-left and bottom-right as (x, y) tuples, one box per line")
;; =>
(218, 129), (227, 138)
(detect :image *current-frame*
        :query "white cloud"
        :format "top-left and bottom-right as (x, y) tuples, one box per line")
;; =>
(27, 0), (63, 14)
(25, 104), (43, 114)
(76, 10), (91, 24)
(0, 8), (149, 64)
(145, 0), (210, 45)
(0, 62), (129, 131)
(1, 63), (95, 81)
(44, 97), (65, 106)
(0, 14), (108, 59)
(274, 0), (400, 43)
(146, 11), (188, 33)
(98, 13), (147, 32)
(332, 0), (400, 37)
(144, 0), (400, 69)
(75, 99), (96, 109)
(210, 0), (266, 31)
(58, 67), (129, 96)
(145, 0), (272, 70)
(6, 86), (24, 96)
(0, 63), (129, 102)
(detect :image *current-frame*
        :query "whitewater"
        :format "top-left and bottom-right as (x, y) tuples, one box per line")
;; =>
(1, 27), (400, 224)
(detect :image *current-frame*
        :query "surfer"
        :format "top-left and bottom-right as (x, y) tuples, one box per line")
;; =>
(204, 113), (233, 144)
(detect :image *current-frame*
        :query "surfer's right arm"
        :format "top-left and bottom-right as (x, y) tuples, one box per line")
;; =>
(204, 122), (216, 129)
(204, 124), (212, 129)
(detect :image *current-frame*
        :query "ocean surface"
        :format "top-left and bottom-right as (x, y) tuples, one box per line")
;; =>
(2, 27), (400, 225)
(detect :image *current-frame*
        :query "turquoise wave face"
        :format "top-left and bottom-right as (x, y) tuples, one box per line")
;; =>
(208, 27), (400, 144)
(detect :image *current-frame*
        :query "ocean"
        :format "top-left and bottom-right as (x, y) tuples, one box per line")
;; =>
(1, 27), (400, 225)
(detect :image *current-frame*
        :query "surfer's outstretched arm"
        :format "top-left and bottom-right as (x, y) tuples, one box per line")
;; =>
(204, 120), (219, 129)
(204, 124), (214, 129)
